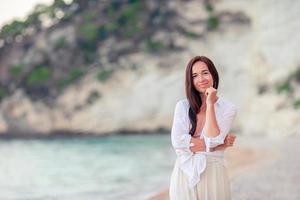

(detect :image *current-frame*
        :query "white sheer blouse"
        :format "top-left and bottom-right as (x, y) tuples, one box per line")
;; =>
(171, 96), (237, 188)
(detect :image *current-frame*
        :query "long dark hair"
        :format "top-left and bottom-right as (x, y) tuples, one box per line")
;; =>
(185, 56), (219, 136)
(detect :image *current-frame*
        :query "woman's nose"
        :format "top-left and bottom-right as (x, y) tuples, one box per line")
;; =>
(196, 75), (205, 82)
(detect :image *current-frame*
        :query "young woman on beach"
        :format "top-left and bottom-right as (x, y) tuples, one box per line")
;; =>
(169, 56), (237, 200)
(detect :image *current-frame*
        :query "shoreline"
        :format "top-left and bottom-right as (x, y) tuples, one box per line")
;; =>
(0, 128), (170, 140)
(148, 145), (271, 200)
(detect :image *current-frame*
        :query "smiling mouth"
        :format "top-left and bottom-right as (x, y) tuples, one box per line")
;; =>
(198, 83), (208, 87)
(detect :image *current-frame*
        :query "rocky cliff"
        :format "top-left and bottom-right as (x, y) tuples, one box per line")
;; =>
(0, 0), (299, 137)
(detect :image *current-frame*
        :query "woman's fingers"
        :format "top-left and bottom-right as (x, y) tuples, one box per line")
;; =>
(205, 87), (217, 98)
(230, 136), (236, 146)
(225, 133), (237, 146)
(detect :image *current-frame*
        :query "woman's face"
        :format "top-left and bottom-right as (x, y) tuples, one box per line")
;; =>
(192, 61), (214, 94)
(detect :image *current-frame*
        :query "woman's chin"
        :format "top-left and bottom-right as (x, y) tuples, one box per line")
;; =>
(197, 89), (206, 94)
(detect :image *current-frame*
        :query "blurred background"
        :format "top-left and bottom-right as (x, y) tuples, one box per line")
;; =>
(0, 0), (299, 199)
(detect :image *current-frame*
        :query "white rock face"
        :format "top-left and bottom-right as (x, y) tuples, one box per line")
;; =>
(0, 0), (299, 136)
(0, 90), (54, 134)
(0, 113), (7, 133)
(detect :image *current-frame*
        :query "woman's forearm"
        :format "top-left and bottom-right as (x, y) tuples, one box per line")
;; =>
(212, 144), (227, 151)
(203, 104), (220, 137)
(190, 137), (229, 152)
(190, 133), (236, 152)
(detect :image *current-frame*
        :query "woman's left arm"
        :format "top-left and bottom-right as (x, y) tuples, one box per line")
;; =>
(202, 87), (237, 152)
(203, 104), (237, 152)
(212, 133), (236, 151)
(203, 103), (220, 138)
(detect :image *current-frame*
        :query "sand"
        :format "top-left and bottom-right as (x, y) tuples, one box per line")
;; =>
(147, 145), (270, 200)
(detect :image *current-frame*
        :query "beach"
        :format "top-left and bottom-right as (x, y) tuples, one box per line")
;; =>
(148, 135), (297, 200)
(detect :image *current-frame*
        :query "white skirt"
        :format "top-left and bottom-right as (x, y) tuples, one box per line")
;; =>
(169, 155), (231, 200)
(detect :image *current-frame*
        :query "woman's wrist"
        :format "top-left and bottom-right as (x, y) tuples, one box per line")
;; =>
(206, 96), (218, 106)
(206, 103), (215, 107)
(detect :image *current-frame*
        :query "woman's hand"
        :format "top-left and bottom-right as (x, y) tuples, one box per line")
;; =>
(213, 134), (237, 151)
(205, 87), (218, 105)
(224, 133), (236, 147)
(190, 137), (206, 152)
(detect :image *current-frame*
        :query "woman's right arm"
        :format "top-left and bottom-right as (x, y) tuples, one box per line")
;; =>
(171, 101), (208, 187)
(171, 101), (193, 154)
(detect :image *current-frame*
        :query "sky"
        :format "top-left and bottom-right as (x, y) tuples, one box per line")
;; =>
(0, 0), (55, 28)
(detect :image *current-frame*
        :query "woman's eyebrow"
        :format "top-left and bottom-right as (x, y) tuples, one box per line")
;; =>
(192, 69), (209, 74)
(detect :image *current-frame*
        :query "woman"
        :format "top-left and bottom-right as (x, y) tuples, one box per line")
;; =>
(169, 56), (237, 200)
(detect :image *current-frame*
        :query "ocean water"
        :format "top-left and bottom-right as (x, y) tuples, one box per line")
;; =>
(0, 134), (175, 200)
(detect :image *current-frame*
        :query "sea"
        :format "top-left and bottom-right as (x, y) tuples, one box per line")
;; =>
(0, 133), (175, 200)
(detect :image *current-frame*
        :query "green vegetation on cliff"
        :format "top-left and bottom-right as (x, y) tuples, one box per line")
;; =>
(0, 0), (238, 102)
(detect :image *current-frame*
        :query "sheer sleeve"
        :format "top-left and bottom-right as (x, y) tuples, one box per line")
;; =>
(171, 100), (207, 188)
(203, 104), (237, 152)
(171, 101), (192, 154)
